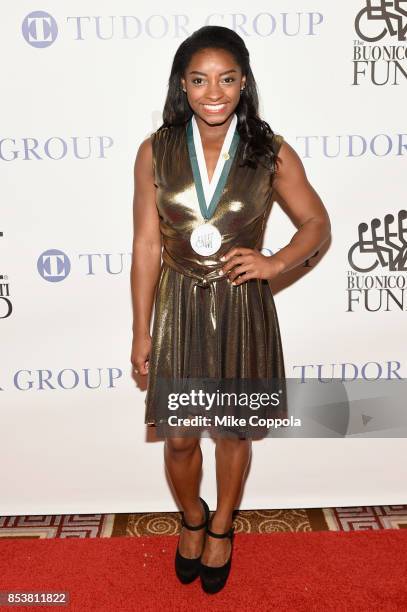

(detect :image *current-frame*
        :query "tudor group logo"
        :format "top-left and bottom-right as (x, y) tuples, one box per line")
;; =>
(352, 1), (407, 84)
(37, 249), (71, 282)
(36, 249), (132, 280)
(21, 11), (58, 49)
(346, 210), (407, 311)
(22, 10), (58, 48)
(21, 11), (324, 44)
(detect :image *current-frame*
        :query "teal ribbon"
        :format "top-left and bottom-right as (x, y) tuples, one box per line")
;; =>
(186, 118), (240, 221)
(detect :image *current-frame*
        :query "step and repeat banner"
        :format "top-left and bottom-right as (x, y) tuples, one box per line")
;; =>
(1, 1), (406, 514)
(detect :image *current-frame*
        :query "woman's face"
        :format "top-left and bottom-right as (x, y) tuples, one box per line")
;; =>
(181, 47), (246, 125)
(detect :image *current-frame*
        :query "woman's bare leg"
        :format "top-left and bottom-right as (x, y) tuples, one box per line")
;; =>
(164, 436), (205, 558)
(201, 436), (252, 566)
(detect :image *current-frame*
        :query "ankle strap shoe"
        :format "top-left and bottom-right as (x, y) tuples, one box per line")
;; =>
(200, 523), (235, 594)
(175, 496), (210, 584)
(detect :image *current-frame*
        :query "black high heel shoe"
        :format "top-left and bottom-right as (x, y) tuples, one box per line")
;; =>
(175, 496), (210, 584)
(199, 523), (235, 594)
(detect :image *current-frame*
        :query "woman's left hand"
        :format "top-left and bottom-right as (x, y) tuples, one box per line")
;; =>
(220, 247), (285, 285)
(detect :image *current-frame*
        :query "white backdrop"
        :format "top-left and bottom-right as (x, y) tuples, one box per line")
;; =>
(1, 1), (407, 514)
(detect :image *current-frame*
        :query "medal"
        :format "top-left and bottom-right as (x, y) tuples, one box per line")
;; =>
(186, 116), (240, 257)
(190, 222), (222, 256)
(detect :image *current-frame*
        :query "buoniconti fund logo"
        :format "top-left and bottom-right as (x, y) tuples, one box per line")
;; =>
(0, 229), (12, 319)
(346, 210), (407, 311)
(352, 0), (407, 84)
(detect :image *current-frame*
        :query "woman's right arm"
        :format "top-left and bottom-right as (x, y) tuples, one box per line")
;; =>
(130, 136), (162, 376)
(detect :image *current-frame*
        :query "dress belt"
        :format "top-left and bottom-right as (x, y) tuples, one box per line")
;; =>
(161, 249), (227, 379)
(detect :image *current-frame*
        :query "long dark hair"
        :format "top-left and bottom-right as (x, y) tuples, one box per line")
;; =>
(159, 25), (279, 175)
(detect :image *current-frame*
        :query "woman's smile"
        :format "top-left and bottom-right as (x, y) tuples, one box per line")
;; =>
(202, 103), (228, 114)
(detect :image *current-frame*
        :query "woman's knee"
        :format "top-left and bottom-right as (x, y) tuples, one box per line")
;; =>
(215, 435), (252, 452)
(165, 436), (200, 457)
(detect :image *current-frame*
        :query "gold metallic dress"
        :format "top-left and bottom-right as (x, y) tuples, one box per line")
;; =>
(144, 120), (286, 426)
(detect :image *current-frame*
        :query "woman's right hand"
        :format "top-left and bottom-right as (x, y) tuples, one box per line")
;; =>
(131, 332), (152, 376)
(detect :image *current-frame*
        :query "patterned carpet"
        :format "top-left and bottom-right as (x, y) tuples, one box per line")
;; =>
(1, 506), (407, 539)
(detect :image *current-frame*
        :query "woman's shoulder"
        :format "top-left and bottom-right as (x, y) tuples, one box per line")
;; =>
(148, 124), (185, 159)
(266, 131), (285, 156)
(136, 124), (184, 173)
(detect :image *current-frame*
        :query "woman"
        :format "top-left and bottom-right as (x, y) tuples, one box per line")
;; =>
(131, 25), (330, 594)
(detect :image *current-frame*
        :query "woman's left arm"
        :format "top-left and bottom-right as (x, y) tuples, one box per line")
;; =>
(268, 140), (331, 274)
(221, 141), (331, 284)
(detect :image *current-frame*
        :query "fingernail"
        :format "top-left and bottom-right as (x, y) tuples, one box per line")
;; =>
(218, 269), (224, 275)
(220, 256), (226, 261)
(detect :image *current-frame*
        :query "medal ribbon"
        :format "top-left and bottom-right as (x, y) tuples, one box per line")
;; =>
(186, 118), (240, 221)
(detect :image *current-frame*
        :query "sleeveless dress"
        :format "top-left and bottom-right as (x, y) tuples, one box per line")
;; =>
(144, 118), (286, 428)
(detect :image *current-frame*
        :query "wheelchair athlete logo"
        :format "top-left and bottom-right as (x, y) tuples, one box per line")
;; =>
(348, 210), (407, 273)
(356, 0), (407, 42)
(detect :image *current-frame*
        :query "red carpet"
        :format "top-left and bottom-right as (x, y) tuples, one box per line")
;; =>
(1, 530), (407, 611)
